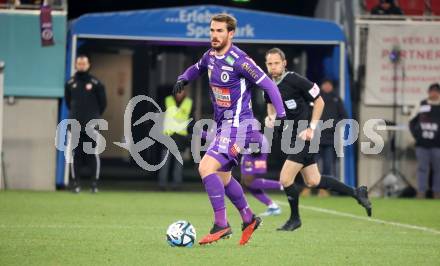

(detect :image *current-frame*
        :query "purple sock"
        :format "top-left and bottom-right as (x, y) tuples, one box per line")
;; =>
(224, 177), (253, 223)
(248, 188), (273, 206)
(202, 174), (227, 227)
(248, 178), (282, 190)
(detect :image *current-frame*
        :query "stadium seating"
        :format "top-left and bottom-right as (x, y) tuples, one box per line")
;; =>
(431, 0), (440, 15)
(365, 0), (427, 15)
(365, 0), (379, 11)
(397, 0), (425, 15)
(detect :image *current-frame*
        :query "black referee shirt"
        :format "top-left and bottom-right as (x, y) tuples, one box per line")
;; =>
(263, 71), (320, 122)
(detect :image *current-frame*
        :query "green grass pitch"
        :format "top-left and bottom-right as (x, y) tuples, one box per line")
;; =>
(1, 190), (439, 265)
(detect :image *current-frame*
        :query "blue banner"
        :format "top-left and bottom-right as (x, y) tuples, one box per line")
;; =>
(72, 5), (344, 42)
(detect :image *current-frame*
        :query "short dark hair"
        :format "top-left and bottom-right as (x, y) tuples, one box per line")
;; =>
(265, 47), (286, 61)
(76, 54), (89, 61)
(211, 13), (237, 32)
(428, 83), (440, 92)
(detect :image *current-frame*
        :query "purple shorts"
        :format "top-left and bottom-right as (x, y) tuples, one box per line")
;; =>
(206, 129), (269, 173)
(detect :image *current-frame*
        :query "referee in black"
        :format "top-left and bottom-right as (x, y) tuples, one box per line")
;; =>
(264, 48), (371, 231)
(65, 55), (107, 193)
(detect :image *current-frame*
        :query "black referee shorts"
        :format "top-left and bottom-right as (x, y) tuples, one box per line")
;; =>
(286, 142), (317, 167)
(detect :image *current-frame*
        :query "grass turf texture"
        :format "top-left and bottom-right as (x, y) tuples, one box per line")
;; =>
(0, 191), (439, 265)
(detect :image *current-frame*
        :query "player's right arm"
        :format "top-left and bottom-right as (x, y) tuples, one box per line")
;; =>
(173, 51), (209, 95)
(176, 51), (209, 85)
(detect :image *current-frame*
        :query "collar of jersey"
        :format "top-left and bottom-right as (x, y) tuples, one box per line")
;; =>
(214, 45), (235, 59)
(273, 71), (289, 85)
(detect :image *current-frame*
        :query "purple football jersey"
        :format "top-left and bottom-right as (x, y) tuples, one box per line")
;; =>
(178, 45), (286, 131)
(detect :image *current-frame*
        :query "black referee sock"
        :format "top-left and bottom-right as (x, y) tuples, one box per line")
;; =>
(316, 175), (355, 197)
(283, 183), (300, 221)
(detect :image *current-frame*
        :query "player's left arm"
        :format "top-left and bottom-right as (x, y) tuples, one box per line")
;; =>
(238, 56), (286, 118)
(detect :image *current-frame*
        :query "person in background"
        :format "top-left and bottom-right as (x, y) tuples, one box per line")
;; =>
(317, 79), (347, 195)
(158, 89), (194, 191)
(371, 0), (403, 15)
(409, 83), (440, 199)
(65, 55), (107, 193)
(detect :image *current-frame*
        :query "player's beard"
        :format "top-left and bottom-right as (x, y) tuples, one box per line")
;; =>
(211, 38), (227, 51)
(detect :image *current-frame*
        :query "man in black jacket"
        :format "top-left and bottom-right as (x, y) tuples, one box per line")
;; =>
(318, 79), (347, 179)
(409, 83), (440, 199)
(65, 55), (107, 193)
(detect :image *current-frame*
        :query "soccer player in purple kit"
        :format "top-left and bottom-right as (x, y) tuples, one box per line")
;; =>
(173, 14), (286, 245)
(202, 130), (283, 216)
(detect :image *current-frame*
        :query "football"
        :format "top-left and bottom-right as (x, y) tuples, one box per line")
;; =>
(166, 220), (196, 247)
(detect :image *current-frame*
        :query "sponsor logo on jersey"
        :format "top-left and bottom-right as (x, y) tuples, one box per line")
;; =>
(419, 105), (431, 113)
(221, 65), (233, 71)
(86, 83), (93, 90)
(220, 71), (230, 83)
(420, 122), (438, 131)
(212, 86), (231, 107)
(241, 62), (259, 80)
(308, 83), (320, 98)
(225, 55), (235, 66)
(230, 50), (239, 59)
(209, 58), (215, 64)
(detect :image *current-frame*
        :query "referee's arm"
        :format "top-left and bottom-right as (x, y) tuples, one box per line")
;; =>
(310, 96), (324, 129)
(267, 103), (276, 118)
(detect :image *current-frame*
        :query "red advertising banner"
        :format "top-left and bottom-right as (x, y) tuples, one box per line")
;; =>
(40, 5), (54, 46)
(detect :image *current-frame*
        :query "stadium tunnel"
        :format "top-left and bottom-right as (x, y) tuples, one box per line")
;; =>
(57, 5), (355, 188)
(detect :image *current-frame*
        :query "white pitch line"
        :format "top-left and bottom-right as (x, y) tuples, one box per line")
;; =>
(275, 201), (440, 235)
